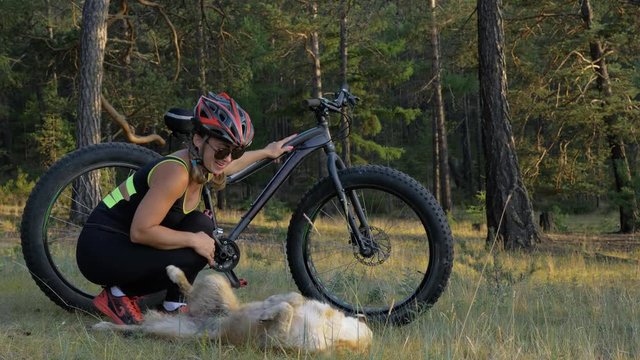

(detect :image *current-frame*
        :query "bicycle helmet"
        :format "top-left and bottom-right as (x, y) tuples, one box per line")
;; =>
(193, 92), (254, 148)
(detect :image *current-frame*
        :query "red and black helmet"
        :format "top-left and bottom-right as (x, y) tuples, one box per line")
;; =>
(192, 92), (254, 148)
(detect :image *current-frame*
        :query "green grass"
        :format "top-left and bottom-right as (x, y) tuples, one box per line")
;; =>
(1, 215), (639, 359)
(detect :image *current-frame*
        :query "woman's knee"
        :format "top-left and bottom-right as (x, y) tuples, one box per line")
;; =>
(175, 211), (215, 234)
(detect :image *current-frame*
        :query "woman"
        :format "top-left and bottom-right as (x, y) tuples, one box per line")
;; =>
(76, 92), (294, 325)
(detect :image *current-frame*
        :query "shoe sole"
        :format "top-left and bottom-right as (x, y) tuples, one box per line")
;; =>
(93, 297), (126, 325)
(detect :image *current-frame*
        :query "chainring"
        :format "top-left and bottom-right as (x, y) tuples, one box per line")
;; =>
(212, 238), (240, 272)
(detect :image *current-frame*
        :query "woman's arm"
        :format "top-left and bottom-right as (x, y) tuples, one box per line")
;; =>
(130, 161), (216, 265)
(224, 134), (296, 175)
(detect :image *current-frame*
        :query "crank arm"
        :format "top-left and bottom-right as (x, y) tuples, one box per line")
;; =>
(224, 270), (247, 289)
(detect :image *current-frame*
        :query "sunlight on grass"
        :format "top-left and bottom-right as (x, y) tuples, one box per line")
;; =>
(1, 212), (639, 359)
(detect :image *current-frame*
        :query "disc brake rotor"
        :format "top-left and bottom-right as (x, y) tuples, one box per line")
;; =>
(353, 225), (391, 266)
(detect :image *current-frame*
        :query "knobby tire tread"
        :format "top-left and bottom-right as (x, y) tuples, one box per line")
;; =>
(20, 143), (160, 313)
(286, 165), (454, 325)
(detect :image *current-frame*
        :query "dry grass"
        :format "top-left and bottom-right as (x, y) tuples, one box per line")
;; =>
(1, 210), (639, 359)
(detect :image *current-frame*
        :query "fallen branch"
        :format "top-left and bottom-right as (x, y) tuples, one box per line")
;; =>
(101, 95), (166, 146)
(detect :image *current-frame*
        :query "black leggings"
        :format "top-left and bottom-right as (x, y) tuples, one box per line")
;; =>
(76, 211), (211, 301)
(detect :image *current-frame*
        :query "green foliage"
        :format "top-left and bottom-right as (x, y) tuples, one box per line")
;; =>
(33, 114), (75, 166)
(263, 199), (290, 224)
(465, 191), (486, 224)
(1, 0), (640, 222)
(0, 168), (34, 205)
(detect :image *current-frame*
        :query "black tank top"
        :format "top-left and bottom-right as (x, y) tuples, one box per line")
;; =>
(85, 155), (201, 235)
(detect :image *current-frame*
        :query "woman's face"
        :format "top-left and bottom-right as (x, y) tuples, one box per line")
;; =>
(195, 135), (234, 175)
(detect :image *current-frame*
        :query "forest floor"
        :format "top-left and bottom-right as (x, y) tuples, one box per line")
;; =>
(2, 204), (640, 254)
(2, 207), (639, 359)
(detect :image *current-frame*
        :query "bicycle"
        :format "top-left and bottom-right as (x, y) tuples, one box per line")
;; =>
(20, 88), (453, 325)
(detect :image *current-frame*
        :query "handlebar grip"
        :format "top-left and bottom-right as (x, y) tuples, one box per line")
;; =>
(302, 98), (322, 109)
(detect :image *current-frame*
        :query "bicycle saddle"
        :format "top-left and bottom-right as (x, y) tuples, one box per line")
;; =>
(164, 108), (193, 135)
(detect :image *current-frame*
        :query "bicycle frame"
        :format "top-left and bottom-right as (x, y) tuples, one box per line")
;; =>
(202, 108), (375, 268)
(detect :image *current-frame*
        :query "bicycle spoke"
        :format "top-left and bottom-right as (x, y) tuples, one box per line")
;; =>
(48, 215), (84, 229)
(316, 259), (358, 276)
(63, 189), (94, 215)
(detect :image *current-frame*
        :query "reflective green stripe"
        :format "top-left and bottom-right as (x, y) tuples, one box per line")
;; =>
(125, 175), (136, 197)
(110, 187), (124, 204)
(103, 194), (117, 208)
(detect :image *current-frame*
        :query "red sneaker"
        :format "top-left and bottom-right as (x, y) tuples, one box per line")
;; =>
(93, 288), (144, 325)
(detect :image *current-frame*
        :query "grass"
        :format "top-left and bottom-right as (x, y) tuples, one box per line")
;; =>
(1, 210), (639, 359)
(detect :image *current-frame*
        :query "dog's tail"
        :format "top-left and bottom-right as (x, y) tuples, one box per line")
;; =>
(166, 265), (192, 294)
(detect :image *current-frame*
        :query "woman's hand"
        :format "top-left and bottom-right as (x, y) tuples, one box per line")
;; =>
(190, 231), (216, 266)
(263, 134), (297, 159)
(223, 134), (297, 175)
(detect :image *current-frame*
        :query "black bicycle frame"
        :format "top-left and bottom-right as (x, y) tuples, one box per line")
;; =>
(202, 117), (373, 252)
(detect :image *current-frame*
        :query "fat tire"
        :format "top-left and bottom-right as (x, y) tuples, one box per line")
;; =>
(20, 143), (161, 313)
(286, 165), (453, 325)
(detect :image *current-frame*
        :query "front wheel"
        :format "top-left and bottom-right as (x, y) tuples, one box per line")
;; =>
(286, 165), (453, 325)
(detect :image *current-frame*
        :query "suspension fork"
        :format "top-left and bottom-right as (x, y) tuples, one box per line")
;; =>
(326, 152), (376, 256)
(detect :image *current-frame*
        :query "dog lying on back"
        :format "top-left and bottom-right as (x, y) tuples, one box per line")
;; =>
(93, 266), (373, 353)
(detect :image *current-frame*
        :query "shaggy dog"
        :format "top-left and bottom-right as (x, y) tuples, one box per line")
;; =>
(93, 266), (373, 353)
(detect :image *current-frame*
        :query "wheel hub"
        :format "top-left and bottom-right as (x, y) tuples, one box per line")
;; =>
(353, 226), (391, 266)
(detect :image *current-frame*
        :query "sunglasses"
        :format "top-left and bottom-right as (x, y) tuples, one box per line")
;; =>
(205, 141), (245, 160)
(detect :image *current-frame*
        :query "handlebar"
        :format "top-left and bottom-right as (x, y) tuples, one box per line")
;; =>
(302, 88), (359, 113)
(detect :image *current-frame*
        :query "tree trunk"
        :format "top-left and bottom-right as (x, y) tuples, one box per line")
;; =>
(462, 94), (474, 195)
(430, 0), (452, 213)
(73, 0), (110, 222)
(339, 0), (351, 167)
(196, 0), (207, 95)
(475, 93), (484, 193)
(477, 0), (539, 249)
(77, 0), (109, 149)
(581, 0), (638, 233)
(309, 1), (326, 178)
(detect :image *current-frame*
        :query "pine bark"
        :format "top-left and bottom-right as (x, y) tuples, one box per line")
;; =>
(309, 1), (326, 178)
(477, 0), (539, 249)
(462, 94), (474, 195)
(430, 0), (452, 213)
(196, 0), (207, 95)
(339, 0), (351, 167)
(77, 0), (109, 148)
(580, 0), (638, 233)
(74, 0), (110, 221)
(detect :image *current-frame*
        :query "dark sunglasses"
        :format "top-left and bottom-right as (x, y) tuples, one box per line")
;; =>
(206, 141), (245, 160)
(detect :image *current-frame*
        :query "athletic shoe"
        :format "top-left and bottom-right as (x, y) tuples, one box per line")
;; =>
(93, 288), (144, 325)
(157, 303), (189, 314)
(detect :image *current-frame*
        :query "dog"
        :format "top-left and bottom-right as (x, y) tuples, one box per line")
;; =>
(93, 265), (373, 353)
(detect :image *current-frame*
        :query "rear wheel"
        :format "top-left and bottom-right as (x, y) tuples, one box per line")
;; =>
(286, 165), (453, 325)
(20, 143), (160, 312)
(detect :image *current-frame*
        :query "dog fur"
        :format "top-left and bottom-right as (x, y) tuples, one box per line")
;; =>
(93, 265), (373, 353)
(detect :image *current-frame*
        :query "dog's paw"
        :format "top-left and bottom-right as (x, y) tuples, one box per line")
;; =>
(259, 302), (294, 323)
(166, 265), (183, 283)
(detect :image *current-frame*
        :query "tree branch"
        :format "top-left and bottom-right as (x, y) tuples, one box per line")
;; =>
(101, 95), (166, 146)
(136, 0), (181, 81)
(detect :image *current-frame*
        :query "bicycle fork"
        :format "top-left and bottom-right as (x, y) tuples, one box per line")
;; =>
(326, 152), (378, 257)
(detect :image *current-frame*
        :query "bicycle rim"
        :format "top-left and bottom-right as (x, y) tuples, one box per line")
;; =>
(302, 185), (432, 315)
(43, 163), (138, 298)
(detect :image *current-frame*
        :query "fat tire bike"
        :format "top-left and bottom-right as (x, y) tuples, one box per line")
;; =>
(20, 88), (453, 325)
